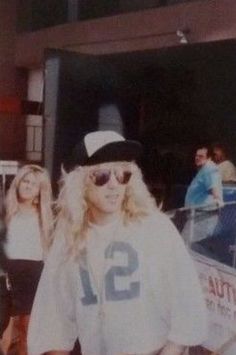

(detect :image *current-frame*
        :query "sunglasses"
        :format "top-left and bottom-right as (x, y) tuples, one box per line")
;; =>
(89, 168), (132, 186)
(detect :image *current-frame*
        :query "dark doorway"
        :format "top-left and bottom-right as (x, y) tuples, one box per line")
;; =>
(44, 49), (139, 186)
(44, 40), (236, 204)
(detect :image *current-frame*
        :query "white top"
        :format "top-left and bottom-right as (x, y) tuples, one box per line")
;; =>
(218, 160), (236, 182)
(84, 130), (124, 157)
(28, 211), (207, 355)
(5, 212), (43, 261)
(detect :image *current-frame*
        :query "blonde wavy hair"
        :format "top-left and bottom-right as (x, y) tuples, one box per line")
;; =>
(5, 164), (54, 252)
(54, 162), (156, 256)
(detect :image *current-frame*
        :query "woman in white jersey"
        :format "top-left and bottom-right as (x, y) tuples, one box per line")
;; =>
(4, 164), (53, 355)
(28, 131), (207, 355)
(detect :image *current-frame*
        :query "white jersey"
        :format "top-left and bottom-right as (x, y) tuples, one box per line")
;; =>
(28, 211), (207, 355)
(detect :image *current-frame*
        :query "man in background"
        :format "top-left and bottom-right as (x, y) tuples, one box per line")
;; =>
(185, 145), (223, 207)
(212, 143), (236, 183)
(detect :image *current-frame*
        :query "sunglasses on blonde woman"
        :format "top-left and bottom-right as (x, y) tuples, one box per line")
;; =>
(89, 168), (132, 186)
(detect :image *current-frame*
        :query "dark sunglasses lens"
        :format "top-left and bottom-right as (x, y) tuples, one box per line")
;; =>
(116, 171), (132, 184)
(93, 171), (111, 186)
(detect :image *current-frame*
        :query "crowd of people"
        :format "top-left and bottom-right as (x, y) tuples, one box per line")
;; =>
(180, 143), (236, 270)
(185, 143), (236, 209)
(0, 130), (209, 355)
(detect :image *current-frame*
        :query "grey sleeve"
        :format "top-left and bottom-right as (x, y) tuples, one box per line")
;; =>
(28, 236), (78, 354)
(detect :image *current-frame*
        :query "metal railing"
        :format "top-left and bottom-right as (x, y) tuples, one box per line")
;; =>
(168, 201), (236, 268)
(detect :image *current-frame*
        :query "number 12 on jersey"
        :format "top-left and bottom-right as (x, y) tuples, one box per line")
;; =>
(79, 241), (140, 305)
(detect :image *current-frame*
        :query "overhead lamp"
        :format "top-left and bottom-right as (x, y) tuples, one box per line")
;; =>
(176, 29), (190, 44)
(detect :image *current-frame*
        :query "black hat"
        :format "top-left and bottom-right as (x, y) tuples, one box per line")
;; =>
(73, 130), (142, 166)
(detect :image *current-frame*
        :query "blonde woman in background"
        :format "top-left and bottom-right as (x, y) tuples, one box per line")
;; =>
(4, 165), (53, 355)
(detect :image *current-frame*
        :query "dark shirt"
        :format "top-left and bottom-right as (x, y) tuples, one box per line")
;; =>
(0, 219), (7, 273)
(0, 219), (9, 338)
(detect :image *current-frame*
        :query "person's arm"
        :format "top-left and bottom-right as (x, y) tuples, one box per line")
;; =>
(211, 187), (220, 201)
(156, 215), (207, 349)
(159, 341), (186, 355)
(205, 165), (222, 205)
(28, 236), (77, 355)
(210, 187), (223, 206)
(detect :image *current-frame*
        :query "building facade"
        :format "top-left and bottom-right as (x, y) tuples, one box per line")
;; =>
(1, 0), (236, 182)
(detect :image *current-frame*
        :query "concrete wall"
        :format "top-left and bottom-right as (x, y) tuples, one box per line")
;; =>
(0, 0), (16, 95)
(15, 0), (236, 68)
(0, 0), (26, 160)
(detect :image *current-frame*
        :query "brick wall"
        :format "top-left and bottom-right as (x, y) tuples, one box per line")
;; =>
(0, 0), (26, 160)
